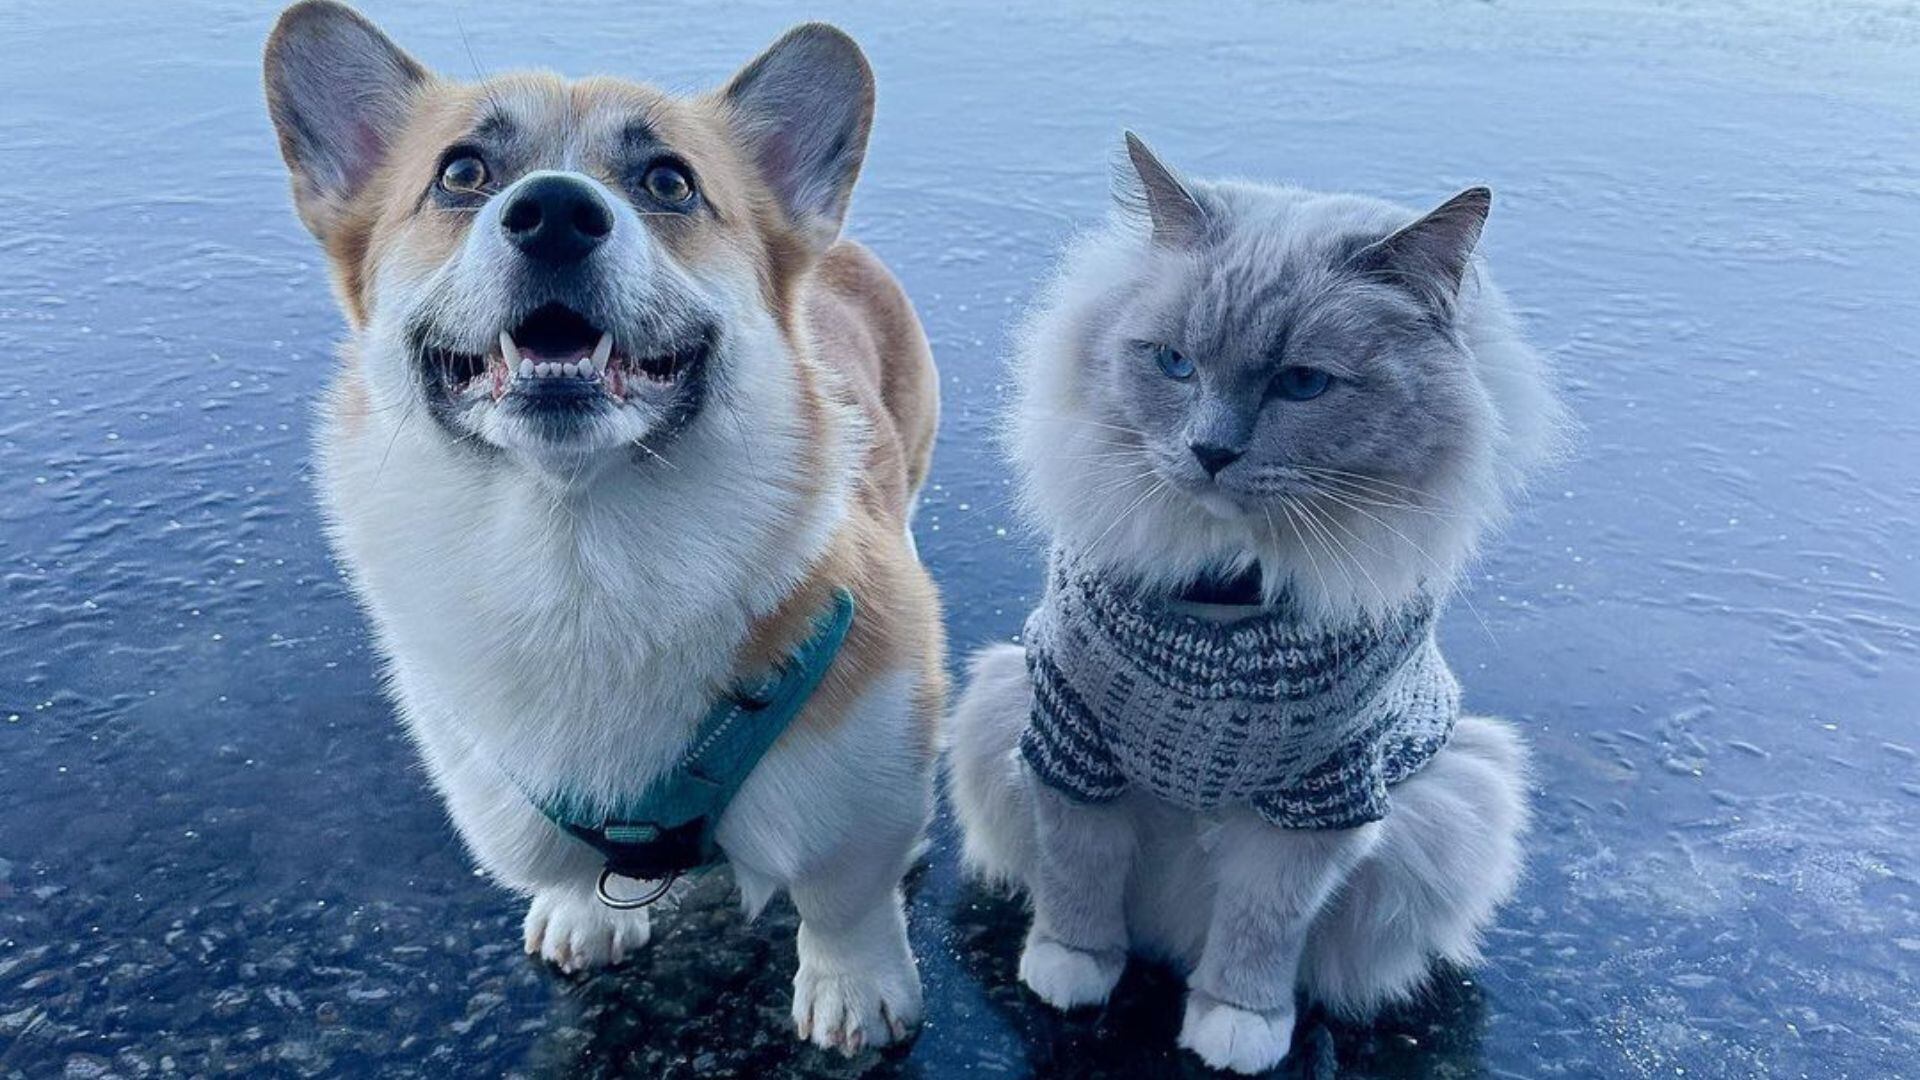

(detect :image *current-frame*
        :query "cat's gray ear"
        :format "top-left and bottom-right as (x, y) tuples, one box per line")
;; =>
(1118, 131), (1208, 249)
(722, 23), (875, 254)
(264, 0), (430, 240)
(1351, 187), (1491, 314)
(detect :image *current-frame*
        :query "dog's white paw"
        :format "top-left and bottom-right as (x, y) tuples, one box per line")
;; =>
(522, 888), (651, 974)
(791, 946), (922, 1055)
(1018, 935), (1124, 1011)
(1177, 993), (1296, 1075)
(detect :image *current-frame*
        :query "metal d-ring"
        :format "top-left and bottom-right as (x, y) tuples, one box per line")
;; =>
(596, 867), (676, 910)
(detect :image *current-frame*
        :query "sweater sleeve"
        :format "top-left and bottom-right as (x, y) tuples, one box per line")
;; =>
(1020, 648), (1127, 803)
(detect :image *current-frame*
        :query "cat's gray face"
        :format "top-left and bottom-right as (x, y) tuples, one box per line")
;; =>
(1099, 211), (1486, 524)
(1009, 133), (1568, 618)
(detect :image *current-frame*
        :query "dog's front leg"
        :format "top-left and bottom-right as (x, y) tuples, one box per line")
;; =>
(402, 705), (652, 973)
(715, 668), (933, 1053)
(520, 871), (653, 975)
(463, 785), (654, 975)
(1019, 782), (1134, 1009)
(786, 855), (921, 1056)
(1178, 814), (1381, 1075)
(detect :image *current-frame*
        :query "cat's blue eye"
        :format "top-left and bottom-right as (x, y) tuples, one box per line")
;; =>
(1154, 345), (1195, 380)
(1273, 366), (1332, 401)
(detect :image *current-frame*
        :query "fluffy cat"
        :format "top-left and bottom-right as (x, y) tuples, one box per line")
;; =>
(947, 134), (1570, 1074)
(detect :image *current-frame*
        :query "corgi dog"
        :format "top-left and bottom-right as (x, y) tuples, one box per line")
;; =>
(263, 1), (944, 1053)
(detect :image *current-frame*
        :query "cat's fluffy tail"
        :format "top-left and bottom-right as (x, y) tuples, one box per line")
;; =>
(946, 643), (1038, 887)
(1298, 714), (1532, 1017)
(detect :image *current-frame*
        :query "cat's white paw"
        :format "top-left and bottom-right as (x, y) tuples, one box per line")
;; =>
(1178, 993), (1296, 1075)
(522, 888), (651, 974)
(791, 944), (922, 1055)
(1018, 936), (1125, 1010)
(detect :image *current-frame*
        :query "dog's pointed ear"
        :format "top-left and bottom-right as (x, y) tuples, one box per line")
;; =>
(264, 1), (429, 240)
(1117, 131), (1208, 249)
(721, 23), (875, 253)
(1350, 187), (1492, 316)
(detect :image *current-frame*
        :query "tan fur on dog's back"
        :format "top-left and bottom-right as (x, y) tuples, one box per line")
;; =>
(740, 242), (945, 749)
(807, 240), (939, 512)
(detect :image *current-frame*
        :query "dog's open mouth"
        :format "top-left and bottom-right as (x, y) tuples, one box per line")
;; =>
(432, 303), (708, 403)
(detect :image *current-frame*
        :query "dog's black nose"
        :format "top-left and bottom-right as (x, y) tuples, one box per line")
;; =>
(501, 174), (613, 265)
(1190, 441), (1243, 477)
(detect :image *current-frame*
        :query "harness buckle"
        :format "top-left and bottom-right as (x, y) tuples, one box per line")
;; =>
(595, 866), (677, 910)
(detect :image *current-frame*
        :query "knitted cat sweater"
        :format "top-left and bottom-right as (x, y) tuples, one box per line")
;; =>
(1019, 556), (1460, 830)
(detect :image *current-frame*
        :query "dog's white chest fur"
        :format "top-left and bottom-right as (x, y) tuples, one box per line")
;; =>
(315, 387), (832, 807)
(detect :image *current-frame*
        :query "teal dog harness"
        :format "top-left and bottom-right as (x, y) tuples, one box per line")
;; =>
(525, 588), (855, 908)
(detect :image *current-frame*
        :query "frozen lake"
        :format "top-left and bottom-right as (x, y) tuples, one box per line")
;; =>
(1, 0), (1915, 1075)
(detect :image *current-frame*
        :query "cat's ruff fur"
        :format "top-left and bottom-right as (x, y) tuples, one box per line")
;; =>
(265, 2), (942, 1055)
(948, 136), (1566, 1074)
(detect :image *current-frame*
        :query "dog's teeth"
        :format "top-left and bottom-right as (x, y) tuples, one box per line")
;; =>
(517, 359), (533, 379)
(562, 362), (578, 377)
(591, 332), (613, 369)
(534, 363), (552, 377)
(499, 331), (521, 365)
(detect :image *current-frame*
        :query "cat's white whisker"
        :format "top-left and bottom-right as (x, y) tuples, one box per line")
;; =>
(1301, 497), (1394, 614)
(1293, 463), (1431, 494)
(1293, 497), (1364, 605)
(1036, 413), (1150, 440)
(1307, 484), (1497, 645)
(1085, 477), (1168, 555)
(630, 437), (676, 470)
(1291, 467), (1457, 517)
(1294, 474), (1462, 521)
(1278, 497), (1334, 605)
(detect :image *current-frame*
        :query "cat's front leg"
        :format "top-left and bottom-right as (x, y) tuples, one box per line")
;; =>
(1019, 781), (1135, 1009)
(1179, 814), (1381, 1075)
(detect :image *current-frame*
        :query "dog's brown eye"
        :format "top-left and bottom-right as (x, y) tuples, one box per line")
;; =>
(642, 162), (694, 205)
(439, 154), (489, 194)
